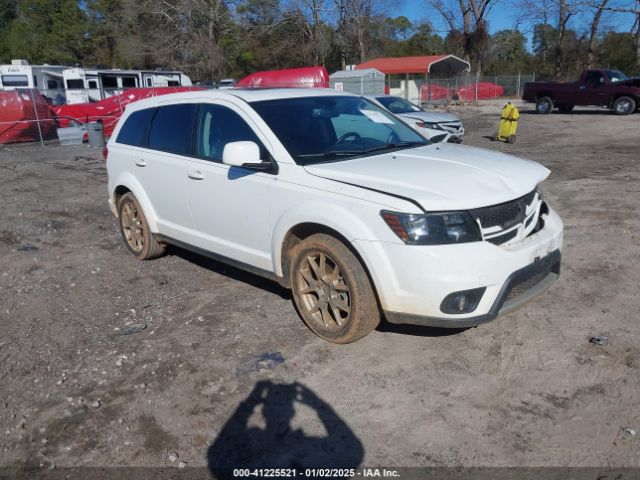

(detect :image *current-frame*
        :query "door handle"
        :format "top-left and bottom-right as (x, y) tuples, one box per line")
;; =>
(188, 170), (205, 180)
(135, 159), (147, 167)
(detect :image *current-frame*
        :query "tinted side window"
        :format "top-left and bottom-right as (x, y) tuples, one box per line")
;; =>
(586, 71), (604, 85)
(149, 104), (196, 155)
(116, 108), (156, 147)
(197, 104), (266, 161)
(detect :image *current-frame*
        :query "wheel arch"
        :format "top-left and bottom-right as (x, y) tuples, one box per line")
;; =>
(277, 221), (386, 312)
(110, 173), (159, 232)
(611, 93), (639, 110)
(536, 92), (554, 101)
(271, 205), (383, 290)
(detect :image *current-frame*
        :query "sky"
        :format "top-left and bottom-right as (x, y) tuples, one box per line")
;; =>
(397, 0), (638, 39)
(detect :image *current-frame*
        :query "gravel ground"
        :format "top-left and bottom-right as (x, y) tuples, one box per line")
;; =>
(0, 101), (639, 476)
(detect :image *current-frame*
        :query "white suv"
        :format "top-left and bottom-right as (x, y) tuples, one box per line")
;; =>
(106, 89), (563, 344)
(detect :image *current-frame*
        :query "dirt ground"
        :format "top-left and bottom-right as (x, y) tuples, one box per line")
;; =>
(0, 101), (639, 476)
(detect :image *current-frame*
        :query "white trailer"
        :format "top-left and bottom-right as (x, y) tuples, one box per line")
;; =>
(0, 60), (67, 104)
(62, 67), (193, 104)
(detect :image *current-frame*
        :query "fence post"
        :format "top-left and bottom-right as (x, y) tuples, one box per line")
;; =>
(516, 72), (521, 97)
(475, 72), (479, 102)
(30, 89), (45, 147)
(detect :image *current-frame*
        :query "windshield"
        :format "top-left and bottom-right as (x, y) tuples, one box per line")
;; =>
(250, 96), (427, 165)
(375, 96), (422, 114)
(606, 70), (628, 82)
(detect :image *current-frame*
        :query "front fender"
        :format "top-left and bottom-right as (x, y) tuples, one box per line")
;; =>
(271, 202), (379, 278)
(109, 172), (159, 233)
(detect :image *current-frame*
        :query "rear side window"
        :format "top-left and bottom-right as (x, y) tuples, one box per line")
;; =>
(116, 108), (156, 147)
(149, 104), (196, 155)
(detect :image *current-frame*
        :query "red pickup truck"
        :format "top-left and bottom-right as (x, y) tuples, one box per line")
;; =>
(523, 69), (640, 115)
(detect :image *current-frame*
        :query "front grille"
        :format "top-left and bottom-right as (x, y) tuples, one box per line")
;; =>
(470, 189), (540, 246)
(473, 201), (525, 229)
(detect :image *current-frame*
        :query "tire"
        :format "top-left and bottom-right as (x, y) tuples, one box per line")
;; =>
(117, 192), (165, 260)
(289, 233), (380, 343)
(536, 96), (553, 114)
(613, 96), (636, 115)
(558, 104), (574, 113)
(507, 135), (516, 144)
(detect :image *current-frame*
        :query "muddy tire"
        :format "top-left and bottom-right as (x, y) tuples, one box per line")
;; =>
(558, 104), (574, 113)
(117, 192), (165, 260)
(289, 233), (380, 344)
(536, 96), (554, 114)
(613, 96), (636, 115)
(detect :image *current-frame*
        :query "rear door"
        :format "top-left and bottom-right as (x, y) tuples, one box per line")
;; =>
(185, 102), (275, 271)
(135, 103), (196, 240)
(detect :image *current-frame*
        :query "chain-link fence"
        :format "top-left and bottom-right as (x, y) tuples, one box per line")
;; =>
(389, 73), (536, 106)
(0, 86), (205, 149)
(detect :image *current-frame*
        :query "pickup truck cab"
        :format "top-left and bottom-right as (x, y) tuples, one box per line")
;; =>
(523, 69), (640, 115)
(106, 89), (563, 343)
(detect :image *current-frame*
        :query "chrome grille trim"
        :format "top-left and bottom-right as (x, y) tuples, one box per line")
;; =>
(471, 190), (541, 246)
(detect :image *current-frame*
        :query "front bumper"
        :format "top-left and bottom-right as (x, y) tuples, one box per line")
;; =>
(384, 249), (560, 327)
(353, 207), (563, 328)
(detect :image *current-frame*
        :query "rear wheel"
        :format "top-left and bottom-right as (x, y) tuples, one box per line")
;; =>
(289, 234), (380, 343)
(558, 104), (574, 113)
(613, 96), (636, 115)
(536, 96), (553, 114)
(117, 193), (165, 260)
(507, 135), (517, 144)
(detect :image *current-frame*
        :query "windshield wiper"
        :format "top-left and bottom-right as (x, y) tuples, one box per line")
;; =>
(297, 150), (363, 159)
(363, 141), (427, 153)
(297, 141), (427, 162)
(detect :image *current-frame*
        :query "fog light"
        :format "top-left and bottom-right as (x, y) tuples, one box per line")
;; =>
(440, 287), (486, 314)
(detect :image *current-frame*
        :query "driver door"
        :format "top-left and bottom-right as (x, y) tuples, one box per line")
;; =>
(576, 71), (609, 106)
(185, 102), (276, 271)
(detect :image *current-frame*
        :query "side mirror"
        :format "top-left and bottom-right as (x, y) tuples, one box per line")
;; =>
(222, 141), (261, 167)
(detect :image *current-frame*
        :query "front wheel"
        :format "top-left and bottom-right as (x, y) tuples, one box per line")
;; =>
(289, 234), (380, 343)
(536, 96), (553, 114)
(613, 96), (636, 115)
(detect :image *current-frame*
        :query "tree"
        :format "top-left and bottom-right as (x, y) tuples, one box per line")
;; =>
(487, 29), (528, 74)
(0, 0), (18, 61)
(428, 0), (497, 74)
(5, 0), (92, 64)
(587, 0), (610, 68)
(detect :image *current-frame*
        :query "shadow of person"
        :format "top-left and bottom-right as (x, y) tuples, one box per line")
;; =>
(208, 381), (363, 479)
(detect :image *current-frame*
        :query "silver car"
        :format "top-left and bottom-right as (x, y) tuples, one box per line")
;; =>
(369, 95), (464, 143)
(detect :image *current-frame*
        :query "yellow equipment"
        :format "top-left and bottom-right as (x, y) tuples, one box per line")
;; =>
(497, 102), (519, 143)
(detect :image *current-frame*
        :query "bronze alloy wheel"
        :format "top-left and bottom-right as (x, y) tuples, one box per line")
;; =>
(117, 192), (165, 260)
(290, 233), (380, 343)
(121, 200), (145, 253)
(297, 251), (351, 332)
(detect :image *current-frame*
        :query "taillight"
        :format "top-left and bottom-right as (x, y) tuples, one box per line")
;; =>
(102, 146), (109, 161)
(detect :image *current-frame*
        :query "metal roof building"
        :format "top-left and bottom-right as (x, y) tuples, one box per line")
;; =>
(329, 68), (385, 96)
(355, 55), (470, 76)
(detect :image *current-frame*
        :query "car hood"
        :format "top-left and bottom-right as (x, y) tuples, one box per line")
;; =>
(398, 111), (460, 123)
(304, 144), (549, 211)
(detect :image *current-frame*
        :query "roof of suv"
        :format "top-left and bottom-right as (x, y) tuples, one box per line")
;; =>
(124, 88), (354, 112)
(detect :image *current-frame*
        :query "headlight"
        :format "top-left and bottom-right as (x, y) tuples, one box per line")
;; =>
(381, 210), (481, 245)
(415, 121), (442, 130)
